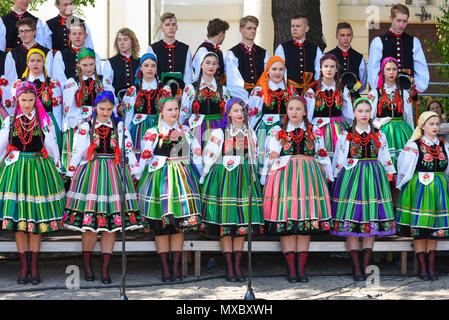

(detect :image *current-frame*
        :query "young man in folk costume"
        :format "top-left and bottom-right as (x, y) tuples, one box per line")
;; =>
(0, 0), (46, 52)
(225, 15), (270, 103)
(192, 18), (229, 86)
(326, 22), (367, 101)
(43, 0), (95, 54)
(274, 15), (323, 96)
(103, 28), (141, 99)
(368, 3), (429, 125)
(4, 17), (53, 84)
(147, 12), (193, 97)
(52, 20), (102, 87)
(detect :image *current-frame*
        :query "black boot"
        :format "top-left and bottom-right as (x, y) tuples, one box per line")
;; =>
(171, 251), (182, 282)
(83, 251), (95, 281)
(427, 251), (438, 281)
(17, 252), (29, 284)
(233, 251), (246, 282)
(361, 248), (373, 280)
(223, 252), (236, 282)
(283, 252), (297, 283)
(296, 252), (309, 283)
(30, 252), (41, 285)
(101, 253), (112, 284)
(416, 252), (429, 281)
(158, 252), (171, 282)
(350, 250), (364, 282)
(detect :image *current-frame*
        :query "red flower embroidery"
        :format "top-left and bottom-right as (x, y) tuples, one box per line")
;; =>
(141, 150), (153, 160)
(152, 161), (159, 167)
(78, 129), (87, 136)
(318, 149), (327, 157)
(5, 100), (12, 108)
(68, 166), (76, 172)
(348, 159), (354, 165)
(423, 154), (433, 162)
(82, 107), (89, 113)
(317, 118), (323, 124)
(227, 160), (234, 167)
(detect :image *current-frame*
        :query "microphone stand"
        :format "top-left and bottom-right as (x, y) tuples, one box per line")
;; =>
(244, 117), (257, 300)
(118, 89), (129, 301)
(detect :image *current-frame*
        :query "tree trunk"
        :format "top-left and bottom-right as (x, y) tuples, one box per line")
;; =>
(272, 0), (326, 52)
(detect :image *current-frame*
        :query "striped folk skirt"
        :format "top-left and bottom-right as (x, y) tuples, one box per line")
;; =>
(331, 159), (396, 237)
(137, 157), (201, 235)
(130, 114), (159, 155)
(263, 155), (332, 235)
(64, 154), (143, 233)
(316, 116), (349, 155)
(200, 159), (264, 238)
(61, 128), (75, 174)
(0, 152), (65, 234)
(396, 172), (449, 239)
(380, 118), (413, 170)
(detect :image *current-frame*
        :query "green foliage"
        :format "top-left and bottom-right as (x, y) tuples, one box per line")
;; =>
(426, 0), (449, 80)
(0, 0), (96, 17)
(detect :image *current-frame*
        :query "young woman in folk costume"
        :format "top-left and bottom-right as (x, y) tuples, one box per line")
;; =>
(64, 91), (142, 284)
(122, 53), (171, 157)
(331, 98), (396, 281)
(180, 51), (231, 148)
(247, 56), (298, 170)
(261, 96), (333, 283)
(13, 48), (63, 149)
(199, 98), (264, 282)
(305, 53), (353, 157)
(137, 97), (202, 282)
(368, 57), (414, 170)
(396, 111), (449, 281)
(0, 81), (65, 285)
(62, 48), (115, 175)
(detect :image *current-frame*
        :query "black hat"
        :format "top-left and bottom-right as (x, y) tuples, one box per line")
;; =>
(161, 72), (185, 97)
(340, 72), (357, 90)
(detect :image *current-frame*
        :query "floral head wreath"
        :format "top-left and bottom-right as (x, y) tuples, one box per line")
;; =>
(156, 96), (179, 114)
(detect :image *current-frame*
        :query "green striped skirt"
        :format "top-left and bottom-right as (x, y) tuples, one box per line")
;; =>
(380, 118), (413, 170)
(263, 155), (332, 235)
(200, 159), (264, 238)
(61, 128), (75, 174)
(138, 157), (201, 235)
(0, 152), (65, 234)
(331, 159), (396, 237)
(396, 172), (449, 239)
(64, 154), (143, 233)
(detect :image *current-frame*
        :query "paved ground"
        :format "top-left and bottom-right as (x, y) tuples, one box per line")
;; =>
(0, 251), (448, 301)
